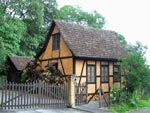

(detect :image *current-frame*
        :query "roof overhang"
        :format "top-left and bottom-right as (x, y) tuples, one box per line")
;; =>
(35, 20), (56, 58)
(74, 56), (119, 62)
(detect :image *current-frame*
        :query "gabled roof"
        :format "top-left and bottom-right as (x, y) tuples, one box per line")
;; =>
(8, 56), (32, 71)
(36, 20), (127, 60)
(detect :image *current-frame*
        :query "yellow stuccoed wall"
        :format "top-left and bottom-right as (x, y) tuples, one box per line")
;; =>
(109, 63), (113, 75)
(60, 37), (72, 57)
(38, 26), (73, 75)
(96, 61), (100, 76)
(75, 60), (120, 94)
(75, 60), (85, 76)
(61, 58), (73, 75)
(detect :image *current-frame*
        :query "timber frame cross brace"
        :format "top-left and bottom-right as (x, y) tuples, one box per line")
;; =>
(88, 88), (109, 107)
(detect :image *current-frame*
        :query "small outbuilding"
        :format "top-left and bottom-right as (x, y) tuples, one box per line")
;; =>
(7, 56), (32, 83)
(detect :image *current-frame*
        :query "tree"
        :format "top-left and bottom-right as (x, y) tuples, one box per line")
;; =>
(40, 0), (58, 27)
(56, 5), (105, 29)
(115, 32), (128, 49)
(20, 0), (45, 56)
(121, 42), (150, 98)
(0, 4), (27, 74)
(0, 0), (57, 27)
(0, 0), (58, 56)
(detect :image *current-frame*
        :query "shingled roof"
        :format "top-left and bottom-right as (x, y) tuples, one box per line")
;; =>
(36, 20), (127, 60)
(8, 56), (32, 71)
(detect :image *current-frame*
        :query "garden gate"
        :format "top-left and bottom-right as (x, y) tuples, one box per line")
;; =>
(75, 76), (87, 106)
(0, 81), (69, 110)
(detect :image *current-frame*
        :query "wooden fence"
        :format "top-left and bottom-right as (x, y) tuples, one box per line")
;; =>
(0, 81), (69, 110)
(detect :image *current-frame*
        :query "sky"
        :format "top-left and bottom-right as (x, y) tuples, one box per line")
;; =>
(57, 0), (150, 64)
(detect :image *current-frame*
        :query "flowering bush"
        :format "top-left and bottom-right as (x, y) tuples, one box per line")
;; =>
(21, 60), (68, 85)
(110, 86), (126, 104)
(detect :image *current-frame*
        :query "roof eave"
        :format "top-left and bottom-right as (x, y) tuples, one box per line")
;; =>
(74, 56), (119, 62)
(35, 20), (56, 58)
(7, 56), (18, 71)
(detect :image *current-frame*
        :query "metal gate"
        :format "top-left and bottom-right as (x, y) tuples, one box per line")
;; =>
(0, 81), (69, 110)
(75, 81), (87, 106)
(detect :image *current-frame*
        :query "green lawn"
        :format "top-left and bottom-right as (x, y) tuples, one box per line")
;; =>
(109, 99), (150, 113)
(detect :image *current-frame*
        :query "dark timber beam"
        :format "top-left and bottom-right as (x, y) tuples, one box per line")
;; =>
(78, 60), (85, 86)
(60, 59), (66, 75)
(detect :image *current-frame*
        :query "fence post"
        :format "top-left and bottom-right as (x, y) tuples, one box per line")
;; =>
(38, 81), (41, 108)
(68, 76), (75, 107)
(99, 88), (102, 108)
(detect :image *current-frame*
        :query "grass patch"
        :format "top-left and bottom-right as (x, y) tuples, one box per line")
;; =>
(109, 99), (150, 113)
(136, 99), (150, 108)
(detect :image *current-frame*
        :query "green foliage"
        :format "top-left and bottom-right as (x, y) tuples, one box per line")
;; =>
(0, 4), (27, 74)
(110, 86), (125, 104)
(115, 32), (128, 49)
(87, 10), (105, 28)
(0, 0), (57, 74)
(110, 103), (132, 113)
(57, 5), (105, 29)
(0, 0), (57, 57)
(41, 0), (58, 27)
(18, 0), (45, 56)
(121, 42), (150, 96)
(110, 42), (150, 113)
(110, 99), (150, 113)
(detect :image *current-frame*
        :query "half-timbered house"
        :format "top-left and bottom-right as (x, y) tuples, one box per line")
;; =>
(36, 20), (127, 98)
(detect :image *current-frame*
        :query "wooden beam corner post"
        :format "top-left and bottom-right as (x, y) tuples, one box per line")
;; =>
(68, 76), (75, 107)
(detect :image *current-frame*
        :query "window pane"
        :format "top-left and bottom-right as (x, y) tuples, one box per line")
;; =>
(52, 33), (60, 50)
(91, 67), (94, 82)
(101, 66), (109, 82)
(114, 66), (120, 82)
(114, 67), (119, 72)
(87, 65), (95, 83)
(105, 67), (108, 81)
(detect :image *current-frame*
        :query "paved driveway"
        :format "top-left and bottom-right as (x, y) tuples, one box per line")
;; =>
(0, 108), (91, 113)
(128, 108), (150, 113)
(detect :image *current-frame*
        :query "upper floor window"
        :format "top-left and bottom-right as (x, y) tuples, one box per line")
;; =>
(101, 65), (109, 82)
(113, 65), (121, 82)
(52, 33), (60, 50)
(87, 65), (96, 84)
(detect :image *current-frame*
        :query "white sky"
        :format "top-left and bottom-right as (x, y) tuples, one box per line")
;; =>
(57, 0), (150, 64)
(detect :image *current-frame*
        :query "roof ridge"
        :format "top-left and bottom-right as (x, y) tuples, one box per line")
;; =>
(36, 19), (127, 59)
(8, 56), (32, 71)
(53, 19), (114, 33)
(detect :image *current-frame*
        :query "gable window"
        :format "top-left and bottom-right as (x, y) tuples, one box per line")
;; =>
(52, 33), (60, 50)
(101, 65), (109, 82)
(87, 65), (96, 84)
(113, 65), (121, 82)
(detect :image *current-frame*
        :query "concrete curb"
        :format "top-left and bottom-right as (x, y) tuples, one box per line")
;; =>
(72, 107), (93, 113)
(73, 106), (113, 113)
